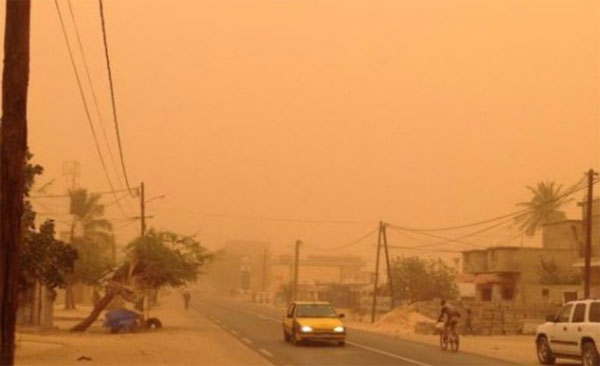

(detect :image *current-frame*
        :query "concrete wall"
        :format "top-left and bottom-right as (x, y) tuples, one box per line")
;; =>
(542, 220), (582, 252)
(462, 250), (487, 273)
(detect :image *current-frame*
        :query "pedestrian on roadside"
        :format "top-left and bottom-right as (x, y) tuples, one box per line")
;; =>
(183, 289), (191, 310)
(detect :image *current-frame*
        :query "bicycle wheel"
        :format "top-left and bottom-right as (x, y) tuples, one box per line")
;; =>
(439, 331), (448, 351)
(450, 332), (460, 352)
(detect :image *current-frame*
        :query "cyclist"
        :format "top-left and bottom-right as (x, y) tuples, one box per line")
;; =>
(437, 299), (460, 340)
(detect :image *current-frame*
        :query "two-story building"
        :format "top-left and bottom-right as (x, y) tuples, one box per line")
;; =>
(462, 220), (582, 305)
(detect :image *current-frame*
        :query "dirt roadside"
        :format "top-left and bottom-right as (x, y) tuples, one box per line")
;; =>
(15, 293), (271, 366)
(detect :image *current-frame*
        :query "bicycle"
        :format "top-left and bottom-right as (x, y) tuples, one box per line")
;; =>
(439, 323), (460, 352)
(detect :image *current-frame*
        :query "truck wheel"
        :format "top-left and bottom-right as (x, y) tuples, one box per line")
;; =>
(536, 336), (555, 365)
(583, 341), (599, 366)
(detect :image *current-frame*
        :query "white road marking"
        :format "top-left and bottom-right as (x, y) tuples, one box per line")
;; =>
(242, 337), (252, 344)
(347, 341), (433, 366)
(258, 348), (274, 358)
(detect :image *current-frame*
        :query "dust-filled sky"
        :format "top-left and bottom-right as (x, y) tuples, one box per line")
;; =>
(3, 0), (599, 259)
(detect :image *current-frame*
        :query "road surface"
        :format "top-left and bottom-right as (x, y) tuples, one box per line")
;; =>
(193, 297), (521, 366)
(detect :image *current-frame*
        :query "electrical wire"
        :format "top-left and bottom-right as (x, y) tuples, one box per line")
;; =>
(65, 0), (123, 190)
(31, 187), (132, 199)
(98, 0), (136, 197)
(388, 216), (519, 249)
(308, 228), (378, 252)
(386, 176), (592, 234)
(53, 0), (130, 217)
(166, 209), (375, 225)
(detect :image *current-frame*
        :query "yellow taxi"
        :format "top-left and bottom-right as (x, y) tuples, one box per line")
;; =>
(282, 301), (346, 346)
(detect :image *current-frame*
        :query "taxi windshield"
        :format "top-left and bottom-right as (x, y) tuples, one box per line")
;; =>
(296, 304), (337, 318)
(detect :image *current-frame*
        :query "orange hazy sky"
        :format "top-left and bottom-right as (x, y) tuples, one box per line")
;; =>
(2, 0), (598, 258)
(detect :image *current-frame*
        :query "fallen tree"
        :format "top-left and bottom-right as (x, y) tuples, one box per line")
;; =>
(70, 230), (212, 332)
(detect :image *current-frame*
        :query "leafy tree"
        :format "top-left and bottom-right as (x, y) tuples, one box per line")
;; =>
(391, 256), (459, 304)
(514, 181), (572, 236)
(19, 220), (77, 291)
(15, 153), (77, 292)
(71, 230), (212, 332)
(538, 258), (582, 285)
(126, 230), (212, 290)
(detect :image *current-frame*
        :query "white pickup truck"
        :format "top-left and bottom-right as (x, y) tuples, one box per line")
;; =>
(536, 299), (600, 366)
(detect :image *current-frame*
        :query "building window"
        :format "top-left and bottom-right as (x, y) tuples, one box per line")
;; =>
(501, 286), (514, 300)
(481, 287), (492, 301)
(542, 289), (549, 297)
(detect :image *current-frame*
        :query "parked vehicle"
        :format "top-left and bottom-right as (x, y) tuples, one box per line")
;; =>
(282, 301), (346, 346)
(536, 299), (600, 366)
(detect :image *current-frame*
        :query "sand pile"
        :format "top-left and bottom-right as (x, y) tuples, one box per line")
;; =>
(372, 307), (436, 335)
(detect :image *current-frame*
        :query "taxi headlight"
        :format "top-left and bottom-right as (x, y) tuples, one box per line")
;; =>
(301, 325), (313, 333)
(333, 326), (345, 333)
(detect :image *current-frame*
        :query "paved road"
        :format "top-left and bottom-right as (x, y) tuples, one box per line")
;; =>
(193, 297), (521, 366)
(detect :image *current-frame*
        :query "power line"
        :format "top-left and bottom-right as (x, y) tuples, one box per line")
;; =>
(65, 0), (123, 190)
(53, 0), (130, 217)
(164, 209), (375, 225)
(31, 187), (132, 199)
(386, 176), (592, 234)
(385, 177), (598, 251)
(97, 0), (136, 197)
(308, 228), (378, 252)
(388, 217), (519, 249)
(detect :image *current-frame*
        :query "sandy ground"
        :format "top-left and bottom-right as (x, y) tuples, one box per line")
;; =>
(15, 293), (271, 366)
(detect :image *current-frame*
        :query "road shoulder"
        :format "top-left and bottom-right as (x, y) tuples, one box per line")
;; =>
(16, 293), (271, 366)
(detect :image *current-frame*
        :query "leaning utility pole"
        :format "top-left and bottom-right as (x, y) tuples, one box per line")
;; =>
(0, 0), (31, 364)
(370, 224), (383, 323)
(140, 181), (146, 236)
(584, 169), (595, 298)
(291, 240), (301, 302)
(381, 222), (395, 310)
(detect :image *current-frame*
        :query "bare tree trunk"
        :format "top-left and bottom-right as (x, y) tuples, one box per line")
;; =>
(0, 0), (31, 364)
(70, 288), (117, 332)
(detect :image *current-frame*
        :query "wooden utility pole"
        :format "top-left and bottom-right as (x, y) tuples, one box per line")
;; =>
(370, 224), (383, 323)
(292, 240), (301, 301)
(0, 0), (31, 363)
(584, 169), (595, 298)
(261, 248), (268, 293)
(381, 222), (395, 310)
(140, 182), (146, 236)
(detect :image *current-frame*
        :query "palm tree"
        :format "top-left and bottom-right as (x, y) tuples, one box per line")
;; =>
(64, 189), (113, 309)
(69, 189), (113, 243)
(514, 181), (573, 236)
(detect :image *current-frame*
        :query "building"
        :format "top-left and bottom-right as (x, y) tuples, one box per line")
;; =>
(270, 254), (373, 307)
(205, 240), (270, 295)
(462, 220), (582, 305)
